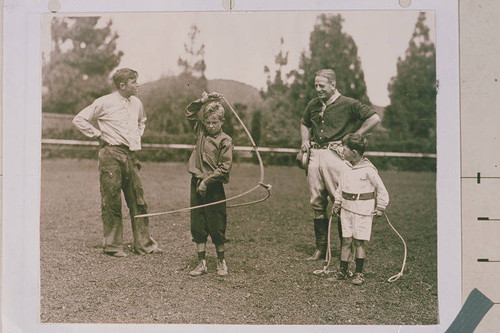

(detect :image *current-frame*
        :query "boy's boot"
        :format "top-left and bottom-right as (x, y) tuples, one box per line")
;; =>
(189, 259), (207, 276)
(306, 218), (328, 261)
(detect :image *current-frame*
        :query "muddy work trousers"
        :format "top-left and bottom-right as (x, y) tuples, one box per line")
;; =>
(98, 145), (158, 254)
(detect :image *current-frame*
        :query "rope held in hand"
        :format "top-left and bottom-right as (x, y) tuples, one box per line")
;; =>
(135, 96), (272, 218)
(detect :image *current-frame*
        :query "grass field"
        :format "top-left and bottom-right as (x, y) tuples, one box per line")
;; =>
(40, 158), (437, 325)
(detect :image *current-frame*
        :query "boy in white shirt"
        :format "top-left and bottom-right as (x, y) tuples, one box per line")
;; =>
(73, 68), (160, 257)
(332, 134), (389, 285)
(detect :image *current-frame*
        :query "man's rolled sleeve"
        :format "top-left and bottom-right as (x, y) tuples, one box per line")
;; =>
(352, 100), (376, 121)
(301, 105), (312, 128)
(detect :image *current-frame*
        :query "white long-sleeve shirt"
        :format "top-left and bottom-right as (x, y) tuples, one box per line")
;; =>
(334, 158), (389, 215)
(72, 92), (146, 151)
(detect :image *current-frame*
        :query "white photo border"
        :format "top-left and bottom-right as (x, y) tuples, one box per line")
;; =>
(3, 0), (459, 332)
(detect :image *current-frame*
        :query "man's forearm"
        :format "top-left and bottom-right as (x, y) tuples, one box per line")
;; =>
(356, 114), (380, 136)
(300, 124), (311, 144)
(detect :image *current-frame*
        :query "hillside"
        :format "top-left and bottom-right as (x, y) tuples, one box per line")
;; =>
(42, 75), (387, 138)
(207, 79), (263, 108)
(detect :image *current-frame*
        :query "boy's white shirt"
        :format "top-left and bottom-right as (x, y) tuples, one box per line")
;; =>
(72, 92), (146, 151)
(334, 158), (390, 214)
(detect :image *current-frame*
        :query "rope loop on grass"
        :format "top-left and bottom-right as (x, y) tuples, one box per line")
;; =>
(313, 206), (407, 283)
(135, 95), (271, 218)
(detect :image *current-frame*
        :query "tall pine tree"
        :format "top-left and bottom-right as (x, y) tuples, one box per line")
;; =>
(260, 38), (301, 147)
(177, 25), (207, 79)
(42, 17), (123, 114)
(141, 25), (208, 138)
(259, 14), (370, 147)
(289, 13), (371, 116)
(383, 12), (436, 143)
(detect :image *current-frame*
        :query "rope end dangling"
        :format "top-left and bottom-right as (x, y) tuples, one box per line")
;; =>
(388, 272), (404, 283)
(258, 182), (272, 191)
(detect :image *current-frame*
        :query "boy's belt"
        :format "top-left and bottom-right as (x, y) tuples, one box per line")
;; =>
(342, 191), (375, 200)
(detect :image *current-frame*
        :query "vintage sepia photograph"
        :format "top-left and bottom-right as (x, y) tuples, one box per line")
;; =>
(39, 10), (438, 325)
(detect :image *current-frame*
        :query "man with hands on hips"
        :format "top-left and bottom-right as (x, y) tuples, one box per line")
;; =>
(300, 68), (380, 261)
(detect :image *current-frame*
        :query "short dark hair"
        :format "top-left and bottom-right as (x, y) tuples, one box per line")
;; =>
(343, 133), (367, 155)
(112, 68), (138, 89)
(201, 101), (225, 121)
(315, 69), (336, 84)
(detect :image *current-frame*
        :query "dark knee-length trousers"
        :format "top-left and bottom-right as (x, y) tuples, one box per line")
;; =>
(190, 177), (228, 246)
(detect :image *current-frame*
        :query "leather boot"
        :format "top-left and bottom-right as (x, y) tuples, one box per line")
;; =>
(306, 249), (324, 261)
(306, 218), (328, 261)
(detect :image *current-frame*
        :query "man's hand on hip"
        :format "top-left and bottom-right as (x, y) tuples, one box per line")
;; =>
(97, 136), (107, 148)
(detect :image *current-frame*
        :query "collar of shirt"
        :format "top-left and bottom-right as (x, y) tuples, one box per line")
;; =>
(321, 90), (341, 108)
(319, 90), (341, 117)
(115, 91), (131, 104)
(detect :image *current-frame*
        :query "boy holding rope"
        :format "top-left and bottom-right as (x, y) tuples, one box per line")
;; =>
(185, 92), (234, 277)
(331, 134), (389, 285)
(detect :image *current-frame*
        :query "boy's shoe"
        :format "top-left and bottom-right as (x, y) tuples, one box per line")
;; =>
(352, 272), (365, 285)
(327, 270), (354, 281)
(217, 259), (228, 276)
(149, 248), (163, 254)
(104, 250), (127, 257)
(189, 260), (207, 276)
(335, 270), (349, 280)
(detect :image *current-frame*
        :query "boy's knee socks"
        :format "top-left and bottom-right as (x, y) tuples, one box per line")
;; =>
(216, 251), (225, 260)
(355, 258), (364, 273)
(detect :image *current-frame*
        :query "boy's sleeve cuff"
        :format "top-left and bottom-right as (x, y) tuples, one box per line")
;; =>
(376, 206), (386, 211)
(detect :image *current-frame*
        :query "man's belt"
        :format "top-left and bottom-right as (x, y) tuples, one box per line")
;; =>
(342, 191), (375, 200)
(104, 143), (131, 152)
(311, 141), (342, 149)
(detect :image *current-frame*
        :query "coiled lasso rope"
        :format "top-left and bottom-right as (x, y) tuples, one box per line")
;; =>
(314, 206), (407, 283)
(312, 209), (335, 276)
(135, 95), (272, 219)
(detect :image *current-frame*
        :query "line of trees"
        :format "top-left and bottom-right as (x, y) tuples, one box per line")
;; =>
(42, 17), (123, 115)
(42, 13), (436, 167)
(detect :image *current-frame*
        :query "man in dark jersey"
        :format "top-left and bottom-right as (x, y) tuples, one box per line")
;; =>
(300, 69), (380, 261)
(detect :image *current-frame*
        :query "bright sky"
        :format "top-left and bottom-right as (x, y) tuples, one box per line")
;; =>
(41, 11), (435, 106)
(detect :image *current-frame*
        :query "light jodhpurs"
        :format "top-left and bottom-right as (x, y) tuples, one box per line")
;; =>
(307, 147), (350, 217)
